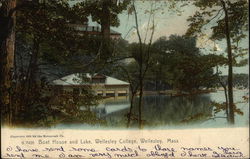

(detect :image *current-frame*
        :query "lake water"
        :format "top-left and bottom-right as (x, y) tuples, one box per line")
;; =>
(53, 90), (249, 129)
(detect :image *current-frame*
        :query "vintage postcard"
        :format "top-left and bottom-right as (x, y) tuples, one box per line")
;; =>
(1, 0), (249, 158)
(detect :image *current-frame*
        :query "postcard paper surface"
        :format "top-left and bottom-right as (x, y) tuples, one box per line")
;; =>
(0, 0), (249, 158)
(1, 128), (250, 158)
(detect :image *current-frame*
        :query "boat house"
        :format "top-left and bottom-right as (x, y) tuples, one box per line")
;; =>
(52, 73), (129, 97)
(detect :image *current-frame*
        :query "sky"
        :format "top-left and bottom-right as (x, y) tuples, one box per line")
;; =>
(74, 0), (249, 75)
(120, 1), (249, 75)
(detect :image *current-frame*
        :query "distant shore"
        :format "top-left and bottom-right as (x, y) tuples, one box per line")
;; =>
(102, 88), (248, 99)
(142, 89), (216, 96)
(142, 88), (248, 96)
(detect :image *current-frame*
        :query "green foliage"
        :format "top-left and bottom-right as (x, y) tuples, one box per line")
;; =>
(218, 73), (249, 89)
(117, 61), (139, 90)
(11, 80), (103, 127)
(211, 101), (244, 116)
(187, 0), (248, 40)
(10, 0), (113, 127)
(49, 88), (103, 124)
(115, 35), (229, 92)
(16, 0), (93, 67)
(211, 1), (248, 42)
(17, 1), (84, 40)
(112, 38), (130, 57)
(11, 80), (54, 126)
(187, 0), (248, 124)
(128, 42), (150, 65)
(75, 0), (131, 27)
(186, 0), (248, 63)
(155, 35), (200, 56)
(149, 35), (224, 91)
(181, 113), (212, 123)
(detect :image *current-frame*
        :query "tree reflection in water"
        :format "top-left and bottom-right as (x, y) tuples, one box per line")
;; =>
(98, 94), (213, 128)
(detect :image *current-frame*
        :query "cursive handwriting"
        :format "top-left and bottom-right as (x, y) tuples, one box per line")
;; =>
(3, 145), (245, 158)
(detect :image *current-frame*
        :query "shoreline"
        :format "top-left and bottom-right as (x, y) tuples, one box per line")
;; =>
(142, 89), (216, 96)
(102, 89), (248, 99)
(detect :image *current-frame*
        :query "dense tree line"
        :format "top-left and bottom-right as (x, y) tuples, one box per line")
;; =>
(218, 74), (248, 89)
(116, 35), (226, 92)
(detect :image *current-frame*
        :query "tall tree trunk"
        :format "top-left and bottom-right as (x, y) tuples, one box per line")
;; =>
(100, 0), (111, 59)
(132, 0), (143, 129)
(0, 0), (16, 125)
(216, 67), (229, 121)
(21, 37), (40, 110)
(221, 0), (234, 124)
(138, 75), (143, 129)
(28, 37), (40, 91)
(220, 81), (229, 121)
(127, 92), (135, 128)
(223, 85), (229, 121)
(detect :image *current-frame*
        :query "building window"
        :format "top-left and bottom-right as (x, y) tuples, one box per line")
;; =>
(106, 90), (115, 97)
(97, 90), (103, 96)
(118, 90), (127, 96)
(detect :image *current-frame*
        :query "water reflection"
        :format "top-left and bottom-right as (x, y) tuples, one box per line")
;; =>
(52, 90), (248, 129)
(137, 95), (213, 127)
(80, 97), (130, 118)
(80, 94), (213, 127)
